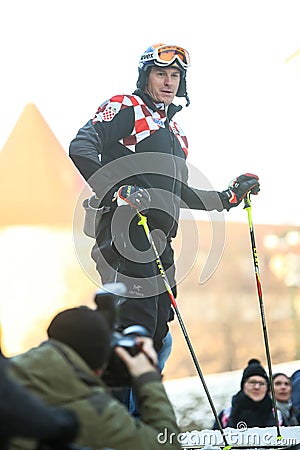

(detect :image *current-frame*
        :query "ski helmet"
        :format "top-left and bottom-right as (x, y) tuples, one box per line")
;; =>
(137, 43), (190, 103)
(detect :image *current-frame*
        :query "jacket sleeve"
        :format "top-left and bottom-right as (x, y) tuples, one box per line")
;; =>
(180, 183), (226, 212)
(69, 106), (134, 197)
(70, 372), (182, 450)
(132, 372), (181, 448)
(292, 371), (300, 411)
(69, 119), (103, 182)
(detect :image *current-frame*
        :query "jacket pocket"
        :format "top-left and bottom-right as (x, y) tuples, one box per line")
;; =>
(82, 196), (110, 238)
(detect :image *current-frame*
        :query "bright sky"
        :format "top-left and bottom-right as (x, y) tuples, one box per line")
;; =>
(1, 0), (300, 225)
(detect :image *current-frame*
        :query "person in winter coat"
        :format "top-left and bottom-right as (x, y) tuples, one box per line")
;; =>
(68, 42), (260, 401)
(8, 285), (182, 450)
(291, 369), (300, 412)
(0, 351), (79, 450)
(273, 372), (300, 426)
(213, 359), (282, 429)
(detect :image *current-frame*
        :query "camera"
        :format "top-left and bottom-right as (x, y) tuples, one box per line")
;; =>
(102, 324), (150, 387)
(94, 283), (150, 387)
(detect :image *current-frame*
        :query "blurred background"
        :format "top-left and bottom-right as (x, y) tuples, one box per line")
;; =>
(1, 0), (300, 391)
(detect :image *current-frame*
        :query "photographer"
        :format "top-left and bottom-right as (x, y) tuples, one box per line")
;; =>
(8, 285), (181, 450)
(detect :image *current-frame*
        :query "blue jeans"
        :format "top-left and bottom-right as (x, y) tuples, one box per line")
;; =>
(129, 331), (173, 416)
(157, 330), (173, 371)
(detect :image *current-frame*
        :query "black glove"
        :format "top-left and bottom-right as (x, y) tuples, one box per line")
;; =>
(113, 185), (151, 212)
(221, 173), (260, 210)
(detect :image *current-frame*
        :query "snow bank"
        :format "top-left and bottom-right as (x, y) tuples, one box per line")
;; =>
(164, 360), (300, 431)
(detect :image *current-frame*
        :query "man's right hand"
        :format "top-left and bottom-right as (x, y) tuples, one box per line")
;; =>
(115, 337), (158, 378)
(113, 185), (151, 212)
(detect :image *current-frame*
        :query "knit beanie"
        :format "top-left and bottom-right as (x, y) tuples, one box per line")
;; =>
(241, 358), (270, 389)
(47, 301), (115, 370)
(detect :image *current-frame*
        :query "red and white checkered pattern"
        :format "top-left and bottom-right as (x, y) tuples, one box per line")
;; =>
(93, 94), (188, 156)
(92, 95), (133, 123)
(169, 121), (188, 157)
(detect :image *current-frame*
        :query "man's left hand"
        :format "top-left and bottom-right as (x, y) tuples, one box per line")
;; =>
(222, 173), (260, 210)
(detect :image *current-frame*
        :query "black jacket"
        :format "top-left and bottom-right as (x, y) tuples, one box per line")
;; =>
(213, 390), (281, 429)
(0, 354), (78, 449)
(69, 89), (226, 240)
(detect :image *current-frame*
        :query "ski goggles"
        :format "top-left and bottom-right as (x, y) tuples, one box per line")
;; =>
(142, 45), (191, 70)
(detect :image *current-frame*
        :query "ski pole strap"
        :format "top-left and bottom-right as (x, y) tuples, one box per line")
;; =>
(137, 212), (150, 237)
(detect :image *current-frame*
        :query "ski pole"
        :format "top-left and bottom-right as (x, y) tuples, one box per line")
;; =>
(243, 193), (282, 440)
(137, 212), (230, 447)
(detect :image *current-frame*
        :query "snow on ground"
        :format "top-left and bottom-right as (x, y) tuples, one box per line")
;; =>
(163, 360), (300, 431)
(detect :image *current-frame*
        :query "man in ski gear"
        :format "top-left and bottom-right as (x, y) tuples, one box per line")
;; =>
(69, 43), (260, 390)
(8, 286), (181, 450)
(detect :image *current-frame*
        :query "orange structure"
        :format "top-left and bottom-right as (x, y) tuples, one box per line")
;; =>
(0, 103), (83, 227)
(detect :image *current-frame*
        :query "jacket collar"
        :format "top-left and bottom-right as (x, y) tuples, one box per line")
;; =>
(133, 89), (182, 120)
